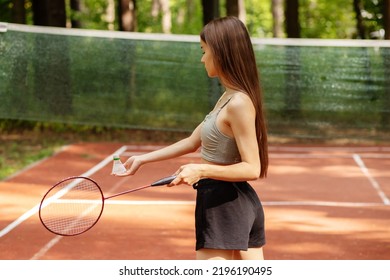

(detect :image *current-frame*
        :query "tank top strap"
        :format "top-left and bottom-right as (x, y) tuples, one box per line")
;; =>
(217, 97), (232, 113)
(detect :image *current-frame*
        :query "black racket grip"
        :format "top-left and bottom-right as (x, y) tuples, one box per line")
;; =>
(151, 175), (176, 186)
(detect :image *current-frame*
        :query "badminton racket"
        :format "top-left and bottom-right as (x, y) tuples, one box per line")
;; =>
(39, 175), (176, 236)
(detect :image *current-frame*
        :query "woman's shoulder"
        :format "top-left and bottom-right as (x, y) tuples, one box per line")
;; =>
(227, 92), (255, 114)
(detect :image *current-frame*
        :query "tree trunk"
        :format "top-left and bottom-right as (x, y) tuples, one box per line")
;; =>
(119, 0), (137, 31)
(226, 0), (238, 16)
(32, 0), (66, 27)
(11, 0), (26, 24)
(272, 0), (283, 38)
(202, 0), (219, 25)
(70, 0), (82, 28)
(106, 0), (115, 30)
(284, 0), (300, 38)
(384, 0), (390, 39)
(151, 0), (171, 33)
(226, 0), (246, 23)
(160, 0), (171, 33)
(353, 0), (366, 39)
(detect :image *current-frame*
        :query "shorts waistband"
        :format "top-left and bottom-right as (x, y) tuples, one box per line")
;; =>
(193, 178), (246, 190)
(193, 178), (215, 189)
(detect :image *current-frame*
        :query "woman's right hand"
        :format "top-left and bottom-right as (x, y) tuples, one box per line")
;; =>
(115, 155), (144, 176)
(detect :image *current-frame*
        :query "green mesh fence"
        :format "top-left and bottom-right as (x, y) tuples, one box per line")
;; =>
(1, 23), (389, 141)
(256, 40), (390, 142)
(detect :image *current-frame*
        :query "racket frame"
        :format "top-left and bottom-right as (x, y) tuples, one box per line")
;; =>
(39, 176), (105, 236)
(39, 175), (176, 236)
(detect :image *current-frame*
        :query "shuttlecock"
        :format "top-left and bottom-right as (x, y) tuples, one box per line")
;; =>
(112, 155), (127, 175)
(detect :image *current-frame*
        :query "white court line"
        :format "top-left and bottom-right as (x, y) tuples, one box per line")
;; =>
(125, 144), (390, 153)
(269, 146), (390, 153)
(30, 235), (63, 260)
(34, 199), (387, 208)
(28, 146), (129, 260)
(121, 151), (201, 158)
(263, 201), (385, 207)
(123, 145), (390, 159)
(102, 200), (385, 208)
(0, 146), (128, 260)
(270, 153), (390, 159)
(353, 154), (390, 205)
(0, 145), (127, 239)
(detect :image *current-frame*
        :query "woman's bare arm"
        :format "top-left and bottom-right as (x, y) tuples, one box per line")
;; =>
(116, 123), (202, 176)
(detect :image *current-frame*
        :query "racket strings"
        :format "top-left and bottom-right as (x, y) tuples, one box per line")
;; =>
(39, 178), (104, 236)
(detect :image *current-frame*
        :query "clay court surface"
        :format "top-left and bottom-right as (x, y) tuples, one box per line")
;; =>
(0, 142), (389, 260)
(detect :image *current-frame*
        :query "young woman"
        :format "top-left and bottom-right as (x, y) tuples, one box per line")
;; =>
(117, 16), (268, 260)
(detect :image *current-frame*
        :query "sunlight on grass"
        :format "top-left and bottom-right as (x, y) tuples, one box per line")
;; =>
(0, 141), (57, 180)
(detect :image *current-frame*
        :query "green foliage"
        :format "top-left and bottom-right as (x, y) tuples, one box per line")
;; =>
(362, 0), (386, 38)
(136, 0), (164, 33)
(300, 0), (357, 38)
(245, 0), (274, 38)
(135, 0), (203, 34)
(299, 0), (385, 39)
(0, 0), (12, 22)
(168, 0), (204, 34)
(67, 0), (117, 30)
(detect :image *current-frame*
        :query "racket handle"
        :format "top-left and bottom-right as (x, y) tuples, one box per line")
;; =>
(151, 175), (176, 186)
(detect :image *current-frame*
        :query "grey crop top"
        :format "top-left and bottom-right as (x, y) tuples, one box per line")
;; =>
(201, 98), (241, 164)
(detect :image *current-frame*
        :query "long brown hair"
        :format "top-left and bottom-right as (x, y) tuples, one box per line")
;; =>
(200, 16), (268, 178)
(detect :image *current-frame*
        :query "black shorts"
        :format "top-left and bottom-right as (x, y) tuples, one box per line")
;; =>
(193, 179), (266, 251)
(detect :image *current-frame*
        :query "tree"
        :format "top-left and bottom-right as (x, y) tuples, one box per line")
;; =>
(353, 0), (366, 38)
(151, 0), (171, 33)
(70, 0), (82, 28)
(226, 0), (246, 23)
(284, 0), (300, 38)
(271, 0), (283, 37)
(11, 0), (26, 23)
(355, 0), (386, 39)
(32, 0), (66, 27)
(106, 0), (115, 30)
(385, 0), (390, 39)
(202, 0), (219, 25)
(118, 0), (137, 31)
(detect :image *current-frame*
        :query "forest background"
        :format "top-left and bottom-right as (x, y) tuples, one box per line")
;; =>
(1, 0), (389, 38)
